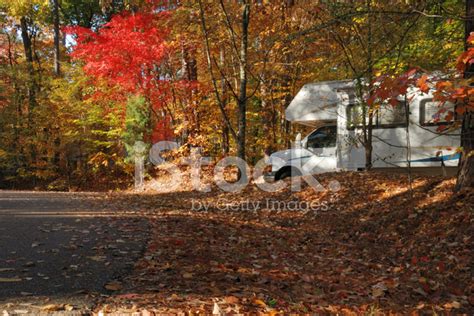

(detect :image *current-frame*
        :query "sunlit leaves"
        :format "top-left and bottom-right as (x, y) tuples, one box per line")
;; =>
(417, 75), (430, 94)
(66, 11), (170, 91)
(0, 0), (48, 20)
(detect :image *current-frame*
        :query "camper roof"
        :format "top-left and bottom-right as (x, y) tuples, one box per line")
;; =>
(286, 80), (354, 127)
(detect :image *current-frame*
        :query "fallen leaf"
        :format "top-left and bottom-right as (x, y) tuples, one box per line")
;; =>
(167, 293), (180, 301)
(41, 304), (64, 312)
(413, 287), (428, 297)
(141, 309), (152, 316)
(0, 277), (21, 282)
(444, 301), (461, 309)
(301, 274), (313, 282)
(371, 282), (387, 298)
(88, 256), (107, 262)
(212, 302), (221, 315)
(253, 299), (267, 308)
(224, 296), (239, 304)
(104, 281), (123, 291)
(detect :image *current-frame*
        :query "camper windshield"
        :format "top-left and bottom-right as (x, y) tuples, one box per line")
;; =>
(307, 126), (337, 148)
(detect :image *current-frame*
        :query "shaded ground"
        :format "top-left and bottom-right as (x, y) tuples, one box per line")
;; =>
(0, 191), (150, 314)
(95, 171), (473, 314)
(0, 172), (472, 315)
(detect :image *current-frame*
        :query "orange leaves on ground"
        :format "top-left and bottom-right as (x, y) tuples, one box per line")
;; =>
(94, 171), (473, 314)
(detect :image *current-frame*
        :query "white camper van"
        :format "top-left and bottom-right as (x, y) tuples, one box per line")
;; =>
(266, 80), (460, 181)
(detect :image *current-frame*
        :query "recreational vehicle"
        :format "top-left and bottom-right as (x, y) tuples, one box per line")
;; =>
(266, 80), (460, 181)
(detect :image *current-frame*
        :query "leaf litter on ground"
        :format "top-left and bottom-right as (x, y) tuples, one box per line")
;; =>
(89, 170), (473, 314)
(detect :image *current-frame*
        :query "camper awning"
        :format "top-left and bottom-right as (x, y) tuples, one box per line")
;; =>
(285, 80), (354, 126)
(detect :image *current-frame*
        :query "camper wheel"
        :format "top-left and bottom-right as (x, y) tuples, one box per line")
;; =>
(275, 167), (302, 181)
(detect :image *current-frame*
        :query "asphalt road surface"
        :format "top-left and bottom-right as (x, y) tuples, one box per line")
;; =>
(0, 191), (150, 313)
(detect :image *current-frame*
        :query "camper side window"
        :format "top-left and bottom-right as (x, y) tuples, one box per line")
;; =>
(347, 102), (407, 129)
(420, 99), (457, 126)
(347, 104), (367, 128)
(378, 103), (406, 126)
(307, 126), (337, 148)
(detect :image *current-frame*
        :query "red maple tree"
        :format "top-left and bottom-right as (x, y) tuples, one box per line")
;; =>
(65, 9), (185, 142)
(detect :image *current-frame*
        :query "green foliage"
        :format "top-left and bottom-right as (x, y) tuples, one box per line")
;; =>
(0, 0), (49, 20)
(61, 0), (103, 27)
(122, 95), (150, 162)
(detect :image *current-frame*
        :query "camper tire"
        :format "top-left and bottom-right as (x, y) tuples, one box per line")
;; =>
(275, 167), (302, 181)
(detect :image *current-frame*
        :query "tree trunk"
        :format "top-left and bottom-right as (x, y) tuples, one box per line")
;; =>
(20, 16), (38, 183)
(456, 0), (474, 190)
(52, 0), (61, 76)
(281, 0), (295, 149)
(364, 0), (374, 170)
(456, 113), (474, 190)
(261, 78), (273, 156)
(236, 1), (250, 162)
(20, 16), (36, 122)
(219, 47), (230, 155)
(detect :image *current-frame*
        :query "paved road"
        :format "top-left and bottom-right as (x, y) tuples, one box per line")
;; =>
(0, 191), (150, 312)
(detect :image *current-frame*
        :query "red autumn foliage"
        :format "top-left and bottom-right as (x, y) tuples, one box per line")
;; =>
(456, 33), (474, 72)
(370, 67), (419, 107)
(65, 11), (170, 91)
(65, 9), (197, 142)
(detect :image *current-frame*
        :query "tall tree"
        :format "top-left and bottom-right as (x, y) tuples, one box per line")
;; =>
(52, 0), (60, 76)
(236, 0), (250, 162)
(197, 0), (251, 163)
(456, 0), (474, 189)
(19, 16), (36, 121)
